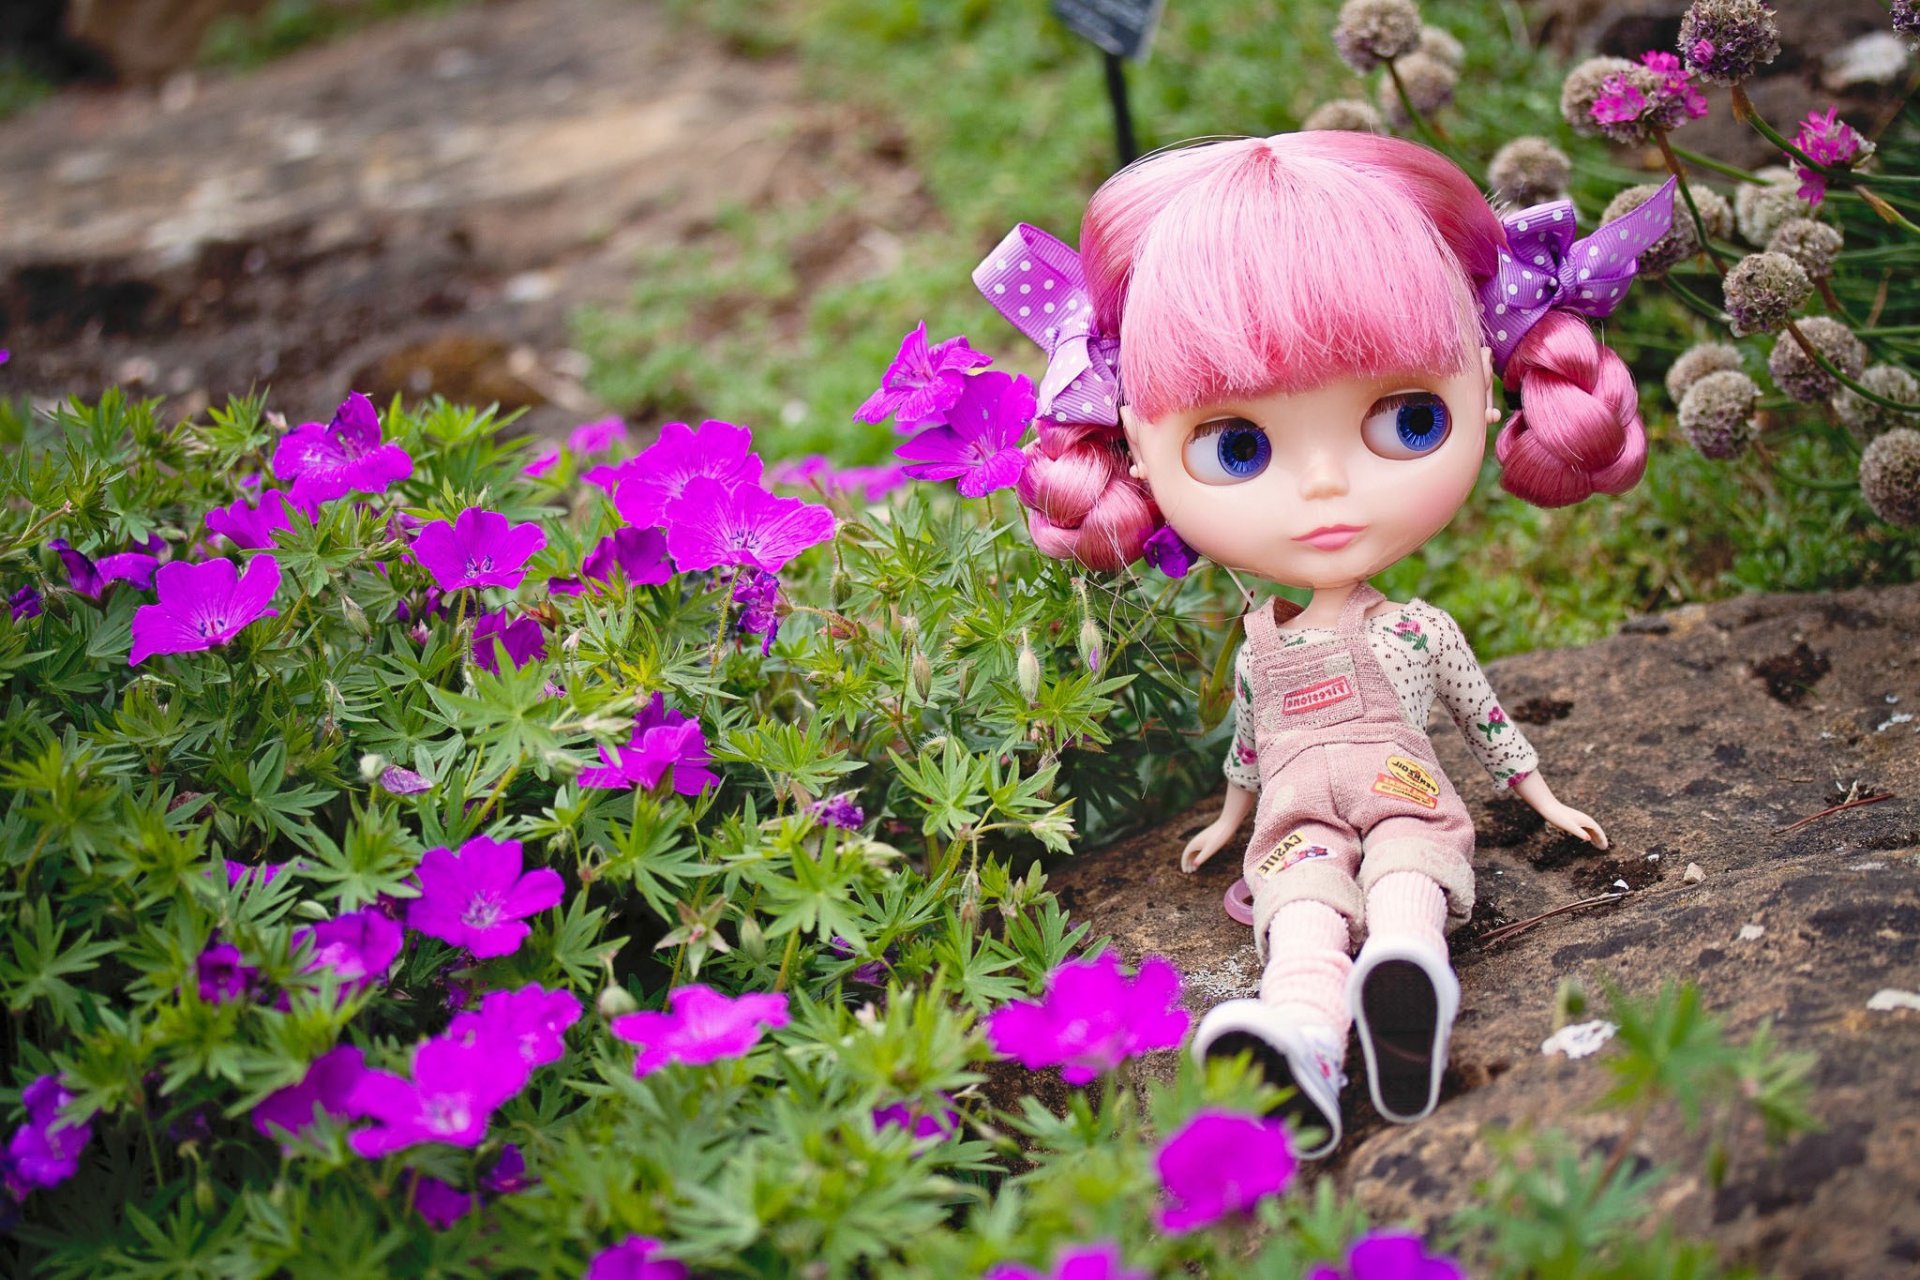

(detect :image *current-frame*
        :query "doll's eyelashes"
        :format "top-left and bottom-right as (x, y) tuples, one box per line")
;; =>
(1183, 417), (1271, 486)
(1361, 392), (1451, 461)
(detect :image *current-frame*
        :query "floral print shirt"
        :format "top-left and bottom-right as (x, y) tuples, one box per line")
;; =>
(1223, 598), (1539, 793)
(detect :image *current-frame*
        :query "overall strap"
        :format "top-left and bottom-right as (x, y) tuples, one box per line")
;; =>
(1336, 583), (1385, 637)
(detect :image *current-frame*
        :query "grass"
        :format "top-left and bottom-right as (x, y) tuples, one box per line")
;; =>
(198, 0), (477, 70)
(565, 0), (1915, 656)
(0, 55), (53, 121)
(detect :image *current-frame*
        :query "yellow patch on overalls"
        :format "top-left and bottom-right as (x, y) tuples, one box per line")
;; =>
(1371, 754), (1440, 809)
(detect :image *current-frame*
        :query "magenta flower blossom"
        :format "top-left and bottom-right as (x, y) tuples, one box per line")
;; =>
(568, 416), (629, 454)
(224, 859), (289, 887)
(1642, 51), (1708, 119)
(1590, 75), (1647, 127)
(129, 555), (281, 666)
(5, 1075), (95, 1192)
(612, 419), (764, 529)
(448, 984), (583, 1071)
(723, 565), (781, 655)
(855, 322), (993, 429)
(831, 463), (913, 502)
(196, 942), (261, 1003)
(809, 792), (864, 829)
(895, 370), (1034, 498)
(272, 392), (413, 507)
(379, 765), (432, 796)
(482, 1144), (533, 1195)
(1305, 1231), (1465, 1280)
(411, 1175), (478, 1229)
(663, 476), (835, 575)
(1142, 525), (1195, 578)
(347, 1034), (530, 1157)
(872, 1098), (959, 1143)
(204, 489), (306, 550)
(1155, 1110), (1296, 1232)
(769, 455), (913, 504)
(585, 1236), (688, 1280)
(9, 586), (40, 621)
(48, 538), (160, 599)
(985, 951), (1189, 1085)
(610, 984), (791, 1076)
(985, 1244), (1146, 1280)
(522, 446), (561, 479)
(581, 527), (674, 589)
(252, 1045), (368, 1143)
(1790, 106), (1868, 206)
(411, 508), (546, 592)
(407, 835), (565, 959)
(471, 609), (547, 673)
(297, 908), (405, 992)
(579, 692), (718, 796)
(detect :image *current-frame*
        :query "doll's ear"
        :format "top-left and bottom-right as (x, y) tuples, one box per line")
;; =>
(1118, 405), (1146, 470)
(1480, 346), (1499, 424)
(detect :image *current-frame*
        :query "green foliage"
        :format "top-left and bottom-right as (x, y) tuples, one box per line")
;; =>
(197, 0), (478, 70)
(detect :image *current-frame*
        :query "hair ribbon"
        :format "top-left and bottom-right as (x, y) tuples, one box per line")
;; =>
(974, 224), (1123, 426)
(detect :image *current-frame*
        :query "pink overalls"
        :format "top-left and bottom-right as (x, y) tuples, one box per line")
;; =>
(1232, 585), (1477, 954)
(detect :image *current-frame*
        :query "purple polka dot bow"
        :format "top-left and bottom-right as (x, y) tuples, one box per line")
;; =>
(1478, 176), (1678, 375)
(974, 224), (1122, 425)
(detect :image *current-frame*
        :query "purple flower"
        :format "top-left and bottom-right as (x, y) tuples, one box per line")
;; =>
(585, 1236), (688, 1280)
(407, 835), (566, 959)
(809, 792), (864, 829)
(985, 1244), (1146, 1280)
(1142, 525), (1195, 578)
(481, 1143), (533, 1195)
(612, 420), (764, 529)
(724, 565), (781, 654)
(224, 859), (289, 887)
(1305, 1231), (1466, 1280)
(522, 447), (561, 479)
(610, 984), (790, 1076)
(196, 942), (260, 1003)
(579, 693), (718, 796)
(48, 538), (160, 599)
(411, 508), (546, 592)
(204, 489), (306, 550)
(581, 527), (674, 589)
(379, 766), (433, 796)
(569, 416), (629, 454)
(1590, 75), (1648, 127)
(1642, 50), (1708, 119)
(985, 951), (1189, 1085)
(872, 1098), (958, 1143)
(471, 610), (547, 673)
(9, 587), (42, 621)
(347, 1034), (529, 1157)
(663, 476), (836, 575)
(272, 392), (413, 507)
(831, 464), (913, 503)
(297, 908), (405, 992)
(447, 984), (583, 1071)
(1155, 1110), (1296, 1232)
(411, 1174), (478, 1229)
(253, 1046), (369, 1143)
(768, 455), (834, 488)
(895, 370), (1034, 497)
(128, 555), (281, 666)
(1791, 107), (1868, 206)
(855, 322), (993, 429)
(6, 1075), (94, 1192)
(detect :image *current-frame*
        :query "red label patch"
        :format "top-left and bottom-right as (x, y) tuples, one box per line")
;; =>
(1281, 675), (1355, 716)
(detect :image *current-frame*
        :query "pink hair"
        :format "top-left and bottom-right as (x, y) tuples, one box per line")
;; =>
(1013, 132), (1648, 570)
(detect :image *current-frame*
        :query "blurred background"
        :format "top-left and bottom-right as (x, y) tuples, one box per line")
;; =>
(2, 0), (1917, 655)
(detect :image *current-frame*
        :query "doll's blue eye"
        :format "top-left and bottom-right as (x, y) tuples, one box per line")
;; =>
(1184, 418), (1271, 485)
(1361, 392), (1452, 460)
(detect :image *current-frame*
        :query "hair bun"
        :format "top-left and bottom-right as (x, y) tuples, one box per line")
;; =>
(1016, 420), (1158, 571)
(1496, 311), (1647, 506)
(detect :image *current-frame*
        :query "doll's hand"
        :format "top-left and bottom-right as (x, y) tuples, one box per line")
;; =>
(1180, 820), (1236, 874)
(1541, 803), (1609, 851)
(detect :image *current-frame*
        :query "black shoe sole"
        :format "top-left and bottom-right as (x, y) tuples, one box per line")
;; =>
(1206, 1030), (1336, 1144)
(1360, 959), (1440, 1119)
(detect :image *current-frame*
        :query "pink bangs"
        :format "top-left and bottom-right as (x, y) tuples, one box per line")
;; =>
(1080, 133), (1502, 423)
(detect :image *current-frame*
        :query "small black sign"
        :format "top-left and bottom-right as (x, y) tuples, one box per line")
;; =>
(1049, 0), (1165, 61)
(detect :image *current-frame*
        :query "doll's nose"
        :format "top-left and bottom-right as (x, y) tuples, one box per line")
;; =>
(1296, 452), (1349, 500)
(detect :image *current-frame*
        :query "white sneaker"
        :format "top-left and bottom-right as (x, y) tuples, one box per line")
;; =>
(1348, 934), (1460, 1124)
(1191, 999), (1347, 1159)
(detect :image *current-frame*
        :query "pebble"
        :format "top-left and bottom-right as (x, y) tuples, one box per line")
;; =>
(1541, 1019), (1618, 1059)
(1737, 923), (1766, 941)
(1683, 862), (1705, 883)
(1867, 989), (1920, 1012)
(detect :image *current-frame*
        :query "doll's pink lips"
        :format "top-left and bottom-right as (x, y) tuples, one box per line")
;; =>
(1294, 525), (1365, 550)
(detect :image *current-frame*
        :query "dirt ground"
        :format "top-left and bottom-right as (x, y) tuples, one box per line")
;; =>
(0, 0), (920, 435)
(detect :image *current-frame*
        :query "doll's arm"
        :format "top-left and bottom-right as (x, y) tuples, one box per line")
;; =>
(1423, 606), (1541, 789)
(1510, 771), (1609, 850)
(1181, 782), (1255, 873)
(1184, 646), (1259, 873)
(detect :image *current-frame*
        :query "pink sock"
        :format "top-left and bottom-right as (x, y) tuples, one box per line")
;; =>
(1366, 870), (1448, 951)
(1259, 899), (1353, 1036)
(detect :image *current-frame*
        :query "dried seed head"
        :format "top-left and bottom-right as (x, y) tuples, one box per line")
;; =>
(1859, 428), (1920, 525)
(1487, 137), (1572, 207)
(1766, 316), (1867, 403)
(1302, 98), (1386, 133)
(1722, 251), (1811, 336)
(1678, 370), (1762, 459)
(1417, 24), (1464, 69)
(1765, 217), (1844, 281)
(1679, 0), (1782, 85)
(1666, 342), (1745, 405)
(1735, 180), (1802, 246)
(1693, 185), (1735, 242)
(1833, 364), (1920, 438)
(1332, 0), (1422, 72)
(1603, 184), (1698, 275)
(1560, 56), (1636, 136)
(1379, 51), (1457, 125)
(910, 647), (934, 702)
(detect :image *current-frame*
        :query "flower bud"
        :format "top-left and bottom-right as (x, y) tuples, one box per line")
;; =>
(830, 567), (851, 611)
(1678, 0), (1781, 86)
(597, 984), (639, 1019)
(1833, 364), (1920, 439)
(1666, 342), (1744, 405)
(358, 752), (387, 782)
(1723, 251), (1811, 337)
(1301, 98), (1385, 134)
(1331, 0), (1420, 73)
(1767, 316), (1866, 403)
(910, 647), (933, 703)
(1016, 630), (1041, 705)
(900, 613), (919, 644)
(1076, 617), (1103, 673)
(1678, 370), (1761, 459)
(1860, 428), (1920, 526)
(1487, 136), (1571, 207)
(340, 594), (370, 637)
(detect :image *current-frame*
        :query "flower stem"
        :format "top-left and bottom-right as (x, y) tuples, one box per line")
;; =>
(1782, 318), (1920, 411)
(1659, 276), (1727, 324)
(773, 927), (801, 992)
(1384, 59), (1452, 151)
(1668, 144), (1765, 185)
(1653, 129), (1728, 278)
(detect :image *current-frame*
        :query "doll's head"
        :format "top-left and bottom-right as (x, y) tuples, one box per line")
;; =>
(1009, 132), (1649, 578)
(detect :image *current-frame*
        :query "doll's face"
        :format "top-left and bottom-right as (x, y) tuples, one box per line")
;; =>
(1122, 350), (1494, 591)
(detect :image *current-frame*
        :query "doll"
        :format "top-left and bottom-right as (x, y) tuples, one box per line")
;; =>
(972, 132), (1673, 1157)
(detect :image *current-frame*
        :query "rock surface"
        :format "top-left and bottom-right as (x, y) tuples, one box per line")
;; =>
(1054, 582), (1920, 1278)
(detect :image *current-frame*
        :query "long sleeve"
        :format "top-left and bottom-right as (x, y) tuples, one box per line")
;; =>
(1223, 643), (1261, 792)
(1423, 606), (1540, 791)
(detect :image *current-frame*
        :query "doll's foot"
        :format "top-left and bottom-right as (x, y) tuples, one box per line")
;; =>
(1349, 934), (1459, 1124)
(1191, 999), (1346, 1158)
